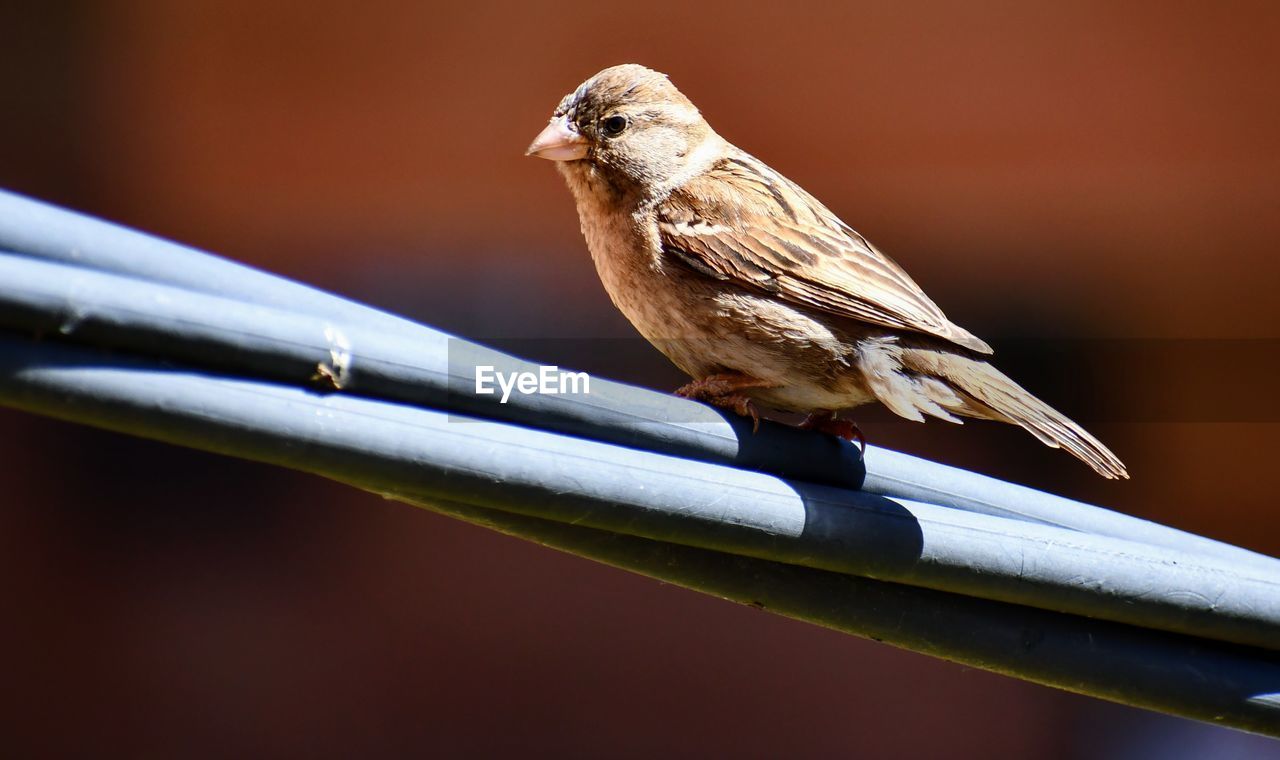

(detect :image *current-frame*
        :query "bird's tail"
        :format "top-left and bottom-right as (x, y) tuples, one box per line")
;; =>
(900, 348), (1129, 479)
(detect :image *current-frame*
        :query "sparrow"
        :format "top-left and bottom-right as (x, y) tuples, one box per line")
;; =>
(526, 64), (1128, 479)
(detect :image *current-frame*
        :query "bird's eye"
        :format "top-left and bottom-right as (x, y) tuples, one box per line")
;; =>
(601, 115), (628, 137)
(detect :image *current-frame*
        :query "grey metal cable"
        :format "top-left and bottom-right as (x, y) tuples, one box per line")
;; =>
(0, 235), (1273, 573)
(1, 335), (1276, 650)
(0, 338), (1277, 736)
(2, 189), (1279, 736)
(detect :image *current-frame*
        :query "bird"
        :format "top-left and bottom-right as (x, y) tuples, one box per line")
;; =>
(525, 64), (1128, 479)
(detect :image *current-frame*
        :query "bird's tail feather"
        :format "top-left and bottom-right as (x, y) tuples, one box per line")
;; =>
(902, 349), (1129, 479)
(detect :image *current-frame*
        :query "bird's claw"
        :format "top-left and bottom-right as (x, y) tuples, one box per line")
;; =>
(731, 395), (760, 433)
(675, 374), (766, 433)
(800, 411), (866, 457)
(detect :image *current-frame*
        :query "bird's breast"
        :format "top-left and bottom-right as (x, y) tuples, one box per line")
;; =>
(575, 199), (680, 336)
(559, 167), (872, 410)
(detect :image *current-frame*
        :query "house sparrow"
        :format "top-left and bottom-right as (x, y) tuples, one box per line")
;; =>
(526, 64), (1128, 479)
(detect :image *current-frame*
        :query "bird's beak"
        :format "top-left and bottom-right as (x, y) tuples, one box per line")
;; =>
(525, 116), (588, 161)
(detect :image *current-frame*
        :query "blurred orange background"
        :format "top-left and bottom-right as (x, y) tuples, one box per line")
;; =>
(2, 1), (1278, 756)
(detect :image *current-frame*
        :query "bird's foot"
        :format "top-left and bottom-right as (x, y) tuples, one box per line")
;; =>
(717, 393), (761, 432)
(675, 373), (767, 400)
(799, 410), (866, 456)
(675, 373), (772, 433)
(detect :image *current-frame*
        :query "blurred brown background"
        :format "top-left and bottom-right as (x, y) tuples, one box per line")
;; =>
(2, 1), (1278, 757)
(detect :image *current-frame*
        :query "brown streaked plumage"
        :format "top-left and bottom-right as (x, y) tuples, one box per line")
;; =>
(526, 63), (1128, 479)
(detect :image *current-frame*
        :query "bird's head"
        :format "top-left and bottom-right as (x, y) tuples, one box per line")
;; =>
(526, 64), (719, 196)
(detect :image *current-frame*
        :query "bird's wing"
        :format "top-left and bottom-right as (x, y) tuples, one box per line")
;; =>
(656, 151), (992, 354)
